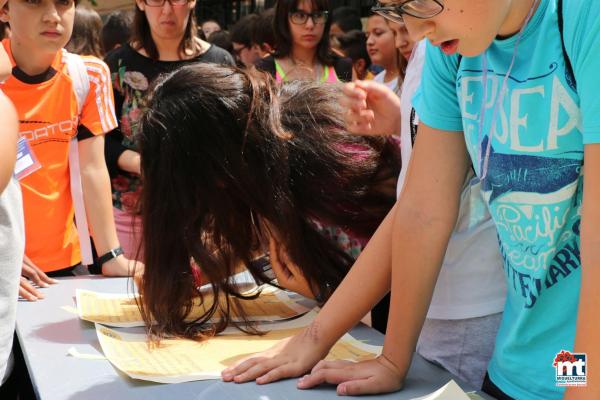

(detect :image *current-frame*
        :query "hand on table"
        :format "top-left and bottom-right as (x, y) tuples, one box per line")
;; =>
(221, 324), (330, 385)
(20, 255), (59, 301)
(296, 354), (404, 396)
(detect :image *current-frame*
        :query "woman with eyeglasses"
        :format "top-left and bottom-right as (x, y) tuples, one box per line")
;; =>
(103, 0), (234, 262)
(258, 0), (372, 305)
(256, 0), (353, 83)
(223, 0), (600, 398)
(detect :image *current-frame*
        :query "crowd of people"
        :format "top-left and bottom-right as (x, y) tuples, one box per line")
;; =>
(0, 0), (599, 399)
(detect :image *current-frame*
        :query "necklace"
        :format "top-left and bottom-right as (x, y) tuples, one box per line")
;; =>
(284, 56), (322, 81)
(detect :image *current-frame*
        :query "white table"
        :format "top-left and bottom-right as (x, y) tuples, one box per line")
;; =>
(16, 276), (493, 399)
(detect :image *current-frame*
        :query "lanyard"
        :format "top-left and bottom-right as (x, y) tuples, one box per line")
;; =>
(478, 0), (540, 180)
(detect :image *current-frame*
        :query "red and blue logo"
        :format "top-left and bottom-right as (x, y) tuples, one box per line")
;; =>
(554, 350), (587, 387)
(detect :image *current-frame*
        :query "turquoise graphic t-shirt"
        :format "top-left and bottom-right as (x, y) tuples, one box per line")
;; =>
(414, 0), (600, 398)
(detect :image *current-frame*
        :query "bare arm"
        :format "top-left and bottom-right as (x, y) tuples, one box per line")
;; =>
(0, 35), (15, 189)
(0, 92), (17, 192)
(116, 149), (141, 175)
(78, 134), (133, 276)
(565, 143), (600, 399)
(295, 124), (469, 395)
(0, 43), (10, 83)
(1, 87), (62, 301)
(308, 123), (468, 356)
(1, 87), (60, 301)
(302, 201), (397, 348)
(222, 197), (397, 383)
(224, 124), (469, 392)
(382, 124), (468, 373)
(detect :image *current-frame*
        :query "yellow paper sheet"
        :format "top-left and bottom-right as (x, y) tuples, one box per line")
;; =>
(77, 286), (311, 328)
(96, 311), (382, 384)
(413, 380), (470, 400)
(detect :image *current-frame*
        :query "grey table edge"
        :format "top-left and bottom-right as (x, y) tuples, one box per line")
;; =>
(16, 276), (495, 400)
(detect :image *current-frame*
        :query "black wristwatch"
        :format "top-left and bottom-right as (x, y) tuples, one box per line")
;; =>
(95, 246), (124, 266)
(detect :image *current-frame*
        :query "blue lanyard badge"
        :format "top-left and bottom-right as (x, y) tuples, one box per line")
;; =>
(14, 137), (42, 180)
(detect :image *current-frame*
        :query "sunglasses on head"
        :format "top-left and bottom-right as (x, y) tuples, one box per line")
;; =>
(371, 0), (444, 24)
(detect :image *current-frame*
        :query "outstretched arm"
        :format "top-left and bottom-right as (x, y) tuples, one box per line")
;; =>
(0, 92), (17, 192)
(224, 124), (469, 393)
(222, 195), (397, 384)
(297, 124), (469, 395)
(79, 134), (137, 276)
(566, 143), (600, 399)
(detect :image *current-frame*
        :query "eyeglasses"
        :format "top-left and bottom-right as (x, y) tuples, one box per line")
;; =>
(371, 0), (444, 23)
(288, 10), (329, 25)
(143, 0), (189, 7)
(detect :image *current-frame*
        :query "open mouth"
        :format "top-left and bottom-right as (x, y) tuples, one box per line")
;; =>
(440, 39), (459, 55)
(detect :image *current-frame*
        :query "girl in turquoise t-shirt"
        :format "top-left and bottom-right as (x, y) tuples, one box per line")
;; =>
(222, 0), (600, 399)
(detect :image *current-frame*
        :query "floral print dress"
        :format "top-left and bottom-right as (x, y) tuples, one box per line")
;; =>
(104, 43), (234, 213)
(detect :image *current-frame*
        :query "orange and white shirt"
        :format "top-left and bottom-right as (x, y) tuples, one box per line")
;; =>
(1, 39), (117, 272)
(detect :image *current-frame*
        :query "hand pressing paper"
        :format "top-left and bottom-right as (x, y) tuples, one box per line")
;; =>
(76, 285), (312, 328)
(95, 311), (382, 384)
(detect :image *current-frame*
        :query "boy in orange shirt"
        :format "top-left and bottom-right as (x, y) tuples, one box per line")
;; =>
(0, 0), (136, 301)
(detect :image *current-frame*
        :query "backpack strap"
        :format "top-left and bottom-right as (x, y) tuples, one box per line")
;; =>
(63, 50), (90, 115)
(557, 0), (577, 91)
(63, 51), (94, 266)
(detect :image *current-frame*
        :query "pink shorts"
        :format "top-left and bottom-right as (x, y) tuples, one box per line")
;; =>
(113, 207), (144, 261)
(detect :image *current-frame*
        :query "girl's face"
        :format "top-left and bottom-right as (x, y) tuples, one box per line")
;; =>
(366, 15), (397, 68)
(136, 0), (196, 43)
(389, 20), (415, 61)
(201, 20), (220, 38)
(288, 0), (326, 52)
(381, 0), (519, 57)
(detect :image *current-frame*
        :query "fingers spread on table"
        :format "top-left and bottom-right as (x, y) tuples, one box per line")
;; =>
(256, 362), (305, 384)
(19, 277), (43, 301)
(233, 358), (279, 383)
(337, 377), (378, 396)
(297, 365), (361, 388)
(311, 359), (354, 373)
(222, 356), (268, 381)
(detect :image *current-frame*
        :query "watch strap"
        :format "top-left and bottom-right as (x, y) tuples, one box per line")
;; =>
(95, 246), (124, 266)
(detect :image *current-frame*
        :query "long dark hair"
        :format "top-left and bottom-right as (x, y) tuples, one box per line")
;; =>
(273, 0), (334, 65)
(137, 63), (399, 340)
(66, 6), (103, 58)
(131, 1), (197, 60)
(101, 10), (133, 53)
